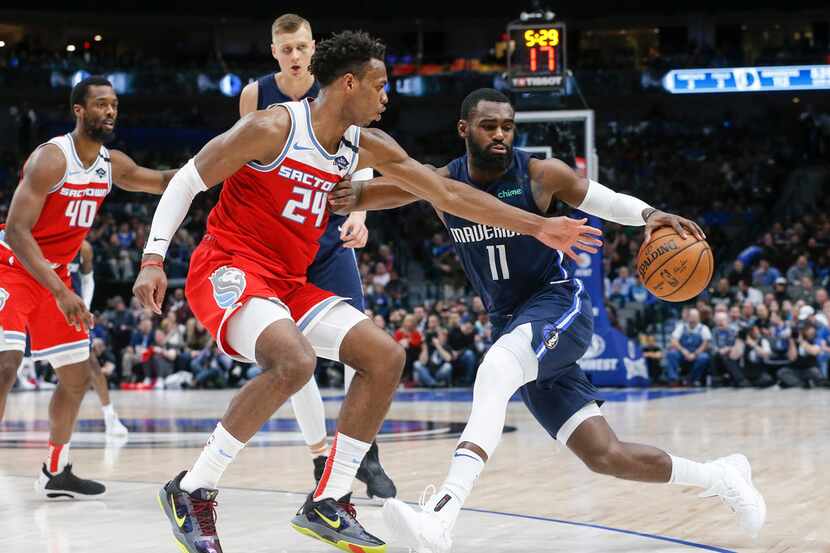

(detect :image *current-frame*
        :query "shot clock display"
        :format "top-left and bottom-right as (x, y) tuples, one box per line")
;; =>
(507, 22), (567, 91)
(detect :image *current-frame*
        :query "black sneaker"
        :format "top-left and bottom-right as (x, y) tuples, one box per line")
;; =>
(356, 441), (397, 499)
(290, 492), (386, 553)
(35, 463), (106, 499)
(157, 471), (223, 553)
(313, 455), (328, 483)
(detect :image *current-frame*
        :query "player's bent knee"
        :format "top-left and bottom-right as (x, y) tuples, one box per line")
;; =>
(583, 440), (627, 476)
(257, 344), (316, 394)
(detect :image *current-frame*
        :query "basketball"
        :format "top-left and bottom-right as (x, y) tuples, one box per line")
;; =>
(636, 226), (713, 302)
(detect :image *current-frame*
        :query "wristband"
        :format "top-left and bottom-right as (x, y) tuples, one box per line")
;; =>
(141, 259), (164, 270)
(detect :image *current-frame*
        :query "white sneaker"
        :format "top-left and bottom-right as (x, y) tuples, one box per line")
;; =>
(105, 415), (129, 436)
(383, 488), (453, 553)
(699, 453), (766, 537)
(36, 379), (57, 390)
(17, 376), (37, 390)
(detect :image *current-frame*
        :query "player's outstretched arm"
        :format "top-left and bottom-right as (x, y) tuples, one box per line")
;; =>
(328, 175), (420, 214)
(4, 145), (92, 331)
(534, 158), (705, 243)
(109, 150), (177, 194)
(358, 128), (603, 260)
(134, 109), (290, 313)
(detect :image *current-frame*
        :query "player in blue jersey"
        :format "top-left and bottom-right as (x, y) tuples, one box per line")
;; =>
(68, 240), (128, 436)
(239, 13), (395, 499)
(330, 88), (766, 551)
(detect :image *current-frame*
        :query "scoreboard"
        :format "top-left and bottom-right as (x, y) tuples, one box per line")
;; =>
(507, 22), (567, 91)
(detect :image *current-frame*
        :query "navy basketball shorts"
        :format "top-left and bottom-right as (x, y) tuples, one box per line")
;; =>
(307, 218), (365, 313)
(495, 279), (603, 441)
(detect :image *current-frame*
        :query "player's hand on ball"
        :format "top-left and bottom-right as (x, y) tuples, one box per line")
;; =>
(340, 214), (369, 249)
(535, 217), (603, 262)
(133, 257), (168, 315)
(644, 210), (705, 243)
(56, 288), (94, 332)
(328, 178), (357, 215)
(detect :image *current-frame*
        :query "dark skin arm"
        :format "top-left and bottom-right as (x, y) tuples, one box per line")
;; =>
(4, 144), (92, 331)
(527, 157), (705, 242)
(342, 129), (602, 260)
(79, 240), (93, 274)
(109, 150), (177, 194)
(133, 109), (290, 313)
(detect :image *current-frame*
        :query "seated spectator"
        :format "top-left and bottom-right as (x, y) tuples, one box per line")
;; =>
(609, 266), (637, 306)
(726, 259), (751, 287)
(393, 314), (423, 382)
(788, 276), (815, 304)
(367, 284), (392, 319)
(772, 277), (789, 304)
(708, 277), (736, 308)
(752, 259), (781, 288)
(92, 338), (118, 385)
(735, 279), (763, 306)
(122, 318), (154, 382)
(414, 328), (453, 387)
(786, 323), (829, 388)
(190, 342), (232, 389)
(786, 254), (813, 284)
(665, 308), (712, 386)
(372, 261), (392, 288)
(448, 316), (477, 386)
(765, 312), (796, 383)
(711, 312), (750, 387)
(742, 323), (776, 387)
(640, 334), (664, 383)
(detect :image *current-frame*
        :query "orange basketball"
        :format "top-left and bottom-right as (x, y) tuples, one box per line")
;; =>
(636, 227), (713, 302)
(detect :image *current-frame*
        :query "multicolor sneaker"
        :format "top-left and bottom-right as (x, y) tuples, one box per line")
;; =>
(157, 471), (223, 553)
(34, 463), (106, 499)
(290, 492), (387, 553)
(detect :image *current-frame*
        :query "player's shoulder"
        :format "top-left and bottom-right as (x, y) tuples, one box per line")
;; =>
(22, 142), (67, 184)
(240, 81), (259, 101)
(238, 107), (291, 141)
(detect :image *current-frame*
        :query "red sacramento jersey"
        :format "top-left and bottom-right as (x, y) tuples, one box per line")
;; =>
(205, 99), (360, 283)
(0, 134), (111, 267)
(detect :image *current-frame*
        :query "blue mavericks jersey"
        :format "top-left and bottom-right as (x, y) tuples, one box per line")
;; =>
(444, 150), (572, 319)
(255, 74), (344, 232)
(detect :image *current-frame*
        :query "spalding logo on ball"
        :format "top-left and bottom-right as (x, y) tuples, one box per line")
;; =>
(636, 227), (713, 302)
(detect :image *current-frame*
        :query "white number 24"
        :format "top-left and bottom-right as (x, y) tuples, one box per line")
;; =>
(281, 187), (326, 228)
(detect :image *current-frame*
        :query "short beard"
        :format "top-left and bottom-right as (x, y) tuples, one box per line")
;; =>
(84, 117), (114, 143)
(467, 137), (512, 172)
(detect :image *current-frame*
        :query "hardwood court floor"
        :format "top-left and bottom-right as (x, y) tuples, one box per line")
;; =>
(1, 387), (828, 553)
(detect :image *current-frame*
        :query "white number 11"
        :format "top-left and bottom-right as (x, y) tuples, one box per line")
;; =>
(487, 244), (510, 280)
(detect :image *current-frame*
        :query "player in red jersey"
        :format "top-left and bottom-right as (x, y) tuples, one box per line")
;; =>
(0, 76), (176, 498)
(135, 31), (600, 553)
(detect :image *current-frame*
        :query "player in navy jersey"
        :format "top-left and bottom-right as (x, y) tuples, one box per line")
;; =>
(330, 88), (766, 551)
(239, 13), (395, 499)
(68, 240), (128, 436)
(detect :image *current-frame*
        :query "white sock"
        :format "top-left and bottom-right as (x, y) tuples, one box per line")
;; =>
(669, 455), (725, 489)
(46, 441), (71, 474)
(180, 423), (245, 493)
(427, 448), (485, 529)
(313, 432), (370, 500)
(102, 403), (115, 418)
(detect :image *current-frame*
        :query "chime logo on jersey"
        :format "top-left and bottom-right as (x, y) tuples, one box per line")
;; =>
(209, 267), (247, 309)
(0, 288), (8, 311)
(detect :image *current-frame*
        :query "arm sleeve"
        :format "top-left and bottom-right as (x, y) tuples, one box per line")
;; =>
(576, 180), (653, 226)
(143, 159), (207, 258)
(80, 271), (94, 309)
